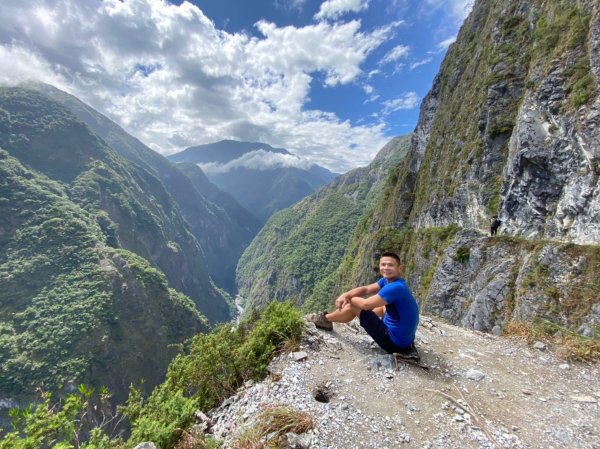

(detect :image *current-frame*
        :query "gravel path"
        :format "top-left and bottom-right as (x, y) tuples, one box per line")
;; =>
(207, 316), (600, 449)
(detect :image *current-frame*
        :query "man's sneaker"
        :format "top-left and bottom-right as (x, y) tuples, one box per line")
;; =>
(394, 343), (420, 362)
(306, 312), (333, 331)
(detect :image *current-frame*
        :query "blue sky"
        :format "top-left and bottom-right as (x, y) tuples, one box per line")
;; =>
(0, 0), (473, 172)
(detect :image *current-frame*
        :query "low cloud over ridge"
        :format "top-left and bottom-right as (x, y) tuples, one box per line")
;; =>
(198, 149), (315, 175)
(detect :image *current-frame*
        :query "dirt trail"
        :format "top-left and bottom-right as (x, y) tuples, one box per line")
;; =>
(209, 316), (600, 448)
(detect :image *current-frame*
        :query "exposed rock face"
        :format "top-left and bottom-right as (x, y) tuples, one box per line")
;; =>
(336, 0), (600, 336)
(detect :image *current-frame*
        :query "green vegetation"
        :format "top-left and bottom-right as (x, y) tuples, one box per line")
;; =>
(0, 87), (218, 407)
(452, 246), (471, 264)
(237, 136), (412, 313)
(532, 3), (597, 109)
(0, 86), (231, 324)
(1, 302), (304, 449)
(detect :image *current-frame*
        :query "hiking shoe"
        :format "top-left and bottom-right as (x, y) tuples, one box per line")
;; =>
(306, 312), (333, 331)
(394, 343), (420, 362)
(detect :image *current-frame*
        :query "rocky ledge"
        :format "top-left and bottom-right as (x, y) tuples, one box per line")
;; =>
(197, 316), (599, 449)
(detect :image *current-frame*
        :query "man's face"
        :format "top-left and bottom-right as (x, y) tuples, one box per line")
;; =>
(379, 256), (402, 279)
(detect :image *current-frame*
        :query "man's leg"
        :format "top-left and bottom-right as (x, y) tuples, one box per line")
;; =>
(359, 310), (404, 353)
(325, 299), (362, 323)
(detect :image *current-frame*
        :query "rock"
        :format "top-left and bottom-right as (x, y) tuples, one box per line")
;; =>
(133, 443), (156, 449)
(369, 354), (395, 371)
(578, 325), (595, 338)
(464, 369), (485, 381)
(285, 432), (315, 449)
(292, 351), (308, 361)
(492, 325), (502, 336)
(533, 341), (546, 350)
(570, 395), (597, 403)
(554, 428), (574, 444)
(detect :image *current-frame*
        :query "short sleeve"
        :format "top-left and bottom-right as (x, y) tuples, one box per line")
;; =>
(377, 278), (386, 288)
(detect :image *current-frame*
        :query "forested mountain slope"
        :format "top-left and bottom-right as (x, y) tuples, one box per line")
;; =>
(236, 135), (411, 312)
(0, 149), (206, 405)
(0, 87), (234, 409)
(0, 87), (231, 322)
(31, 82), (259, 293)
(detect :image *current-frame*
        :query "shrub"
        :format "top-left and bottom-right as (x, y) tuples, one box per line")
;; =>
(0, 386), (123, 449)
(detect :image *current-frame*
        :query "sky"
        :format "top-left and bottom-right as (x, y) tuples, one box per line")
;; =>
(0, 0), (474, 173)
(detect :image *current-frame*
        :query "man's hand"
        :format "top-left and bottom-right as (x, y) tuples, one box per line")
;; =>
(335, 294), (349, 310)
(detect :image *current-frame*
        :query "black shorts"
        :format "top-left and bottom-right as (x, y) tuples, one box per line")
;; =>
(359, 310), (410, 353)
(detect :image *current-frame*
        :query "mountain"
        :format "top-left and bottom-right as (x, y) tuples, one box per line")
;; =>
(236, 135), (412, 312)
(169, 140), (339, 223)
(29, 82), (259, 293)
(238, 0), (600, 340)
(0, 86), (244, 410)
(0, 146), (206, 405)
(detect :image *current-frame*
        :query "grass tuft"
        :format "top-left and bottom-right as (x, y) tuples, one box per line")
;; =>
(232, 404), (315, 449)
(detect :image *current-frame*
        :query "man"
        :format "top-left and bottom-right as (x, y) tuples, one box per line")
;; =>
(490, 215), (502, 236)
(308, 252), (419, 354)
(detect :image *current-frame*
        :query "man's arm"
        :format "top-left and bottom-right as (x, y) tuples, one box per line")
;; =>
(349, 294), (387, 311)
(335, 282), (380, 309)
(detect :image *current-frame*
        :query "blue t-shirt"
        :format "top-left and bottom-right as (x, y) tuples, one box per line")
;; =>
(377, 278), (419, 348)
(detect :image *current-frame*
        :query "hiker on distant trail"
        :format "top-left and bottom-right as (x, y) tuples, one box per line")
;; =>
(307, 252), (419, 354)
(490, 215), (502, 236)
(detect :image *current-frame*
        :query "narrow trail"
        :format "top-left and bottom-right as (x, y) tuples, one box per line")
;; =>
(208, 316), (600, 448)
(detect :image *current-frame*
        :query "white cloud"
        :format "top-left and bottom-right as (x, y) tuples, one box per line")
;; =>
(382, 92), (419, 115)
(380, 44), (410, 65)
(314, 0), (370, 21)
(422, 0), (474, 23)
(0, 0), (398, 172)
(409, 57), (432, 70)
(436, 36), (456, 50)
(198, 149), (315, 174)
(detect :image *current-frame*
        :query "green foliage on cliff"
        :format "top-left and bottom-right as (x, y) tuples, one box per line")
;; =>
(0, 149), (112, 393)
(533, 3), (596, 109)
(1, 301), (303, 449)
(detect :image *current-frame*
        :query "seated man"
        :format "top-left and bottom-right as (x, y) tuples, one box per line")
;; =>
(308, 252), (419, 354)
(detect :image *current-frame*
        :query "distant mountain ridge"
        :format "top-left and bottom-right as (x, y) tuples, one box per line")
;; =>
(169, 140), (338, 223)
(169, 139), (290, 164)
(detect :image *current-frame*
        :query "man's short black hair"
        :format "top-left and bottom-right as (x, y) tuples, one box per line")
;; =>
(380, 252), (401, 263)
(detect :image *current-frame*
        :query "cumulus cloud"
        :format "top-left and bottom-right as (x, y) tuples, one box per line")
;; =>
(314, 0), (370, 21)
(0, 0), (399, 172)
(198, 149), (315, 174)
(382, 92), (419, 115)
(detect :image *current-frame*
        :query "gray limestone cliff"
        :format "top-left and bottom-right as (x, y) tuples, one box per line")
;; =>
(341, 0), (600, 337)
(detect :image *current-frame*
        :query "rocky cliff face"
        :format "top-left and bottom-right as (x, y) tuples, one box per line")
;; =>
(237, 0), (599, 339)
(409, 0), (600, 244)
(340, 0), (600, 337)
